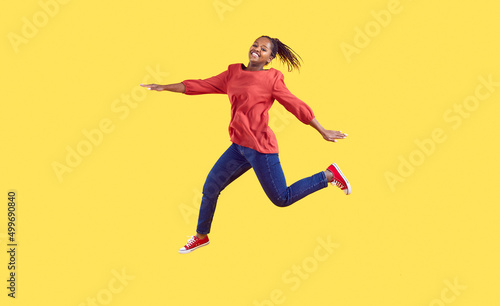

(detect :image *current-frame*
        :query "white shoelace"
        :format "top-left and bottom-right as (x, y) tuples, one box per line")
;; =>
(185, 236), (197, 247)
(332, 178), (345, 189)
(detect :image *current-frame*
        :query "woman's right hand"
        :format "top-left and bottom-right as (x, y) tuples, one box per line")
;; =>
(140, 83), (186, 93)
(140, 84), (164, 91)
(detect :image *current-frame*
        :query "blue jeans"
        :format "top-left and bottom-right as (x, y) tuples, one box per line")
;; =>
(197, 143), (328, 234)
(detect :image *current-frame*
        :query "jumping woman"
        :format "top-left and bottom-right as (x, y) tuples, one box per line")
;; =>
(141, 35), (351, 254)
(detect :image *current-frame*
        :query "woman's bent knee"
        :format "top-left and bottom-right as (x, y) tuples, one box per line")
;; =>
(270, 196), (289, 207)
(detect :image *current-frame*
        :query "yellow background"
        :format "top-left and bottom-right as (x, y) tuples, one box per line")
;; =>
(1, 0), (499, 305)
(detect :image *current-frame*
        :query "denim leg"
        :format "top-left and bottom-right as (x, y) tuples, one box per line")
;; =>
(196, 144), (251, 234)
(243, 148), (328, 207)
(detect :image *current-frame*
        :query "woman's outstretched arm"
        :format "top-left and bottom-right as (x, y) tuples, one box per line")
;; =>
(309, 118), (348, 143)
(140, 83), (186, 93)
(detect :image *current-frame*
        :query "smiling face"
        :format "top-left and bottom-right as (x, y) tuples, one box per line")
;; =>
(248, 37), (274, 67)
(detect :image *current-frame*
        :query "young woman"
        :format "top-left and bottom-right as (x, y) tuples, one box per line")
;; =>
(141, 36), (351, 254)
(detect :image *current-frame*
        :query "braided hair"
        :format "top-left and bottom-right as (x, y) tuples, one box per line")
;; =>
(260, 35), (302, 72)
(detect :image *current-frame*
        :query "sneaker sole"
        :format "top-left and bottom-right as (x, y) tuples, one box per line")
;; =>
(330, 163), (351, 195)
(178, 241), (210, 254)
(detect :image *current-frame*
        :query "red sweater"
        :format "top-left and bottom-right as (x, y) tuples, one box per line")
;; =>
(182, 63), (315, 154)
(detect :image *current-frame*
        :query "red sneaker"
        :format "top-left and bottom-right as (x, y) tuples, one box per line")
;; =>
(178, 235), (210, 254)
(327, 163), (351, 195)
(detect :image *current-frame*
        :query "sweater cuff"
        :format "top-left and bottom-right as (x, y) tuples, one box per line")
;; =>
(181, 81), (191, 95)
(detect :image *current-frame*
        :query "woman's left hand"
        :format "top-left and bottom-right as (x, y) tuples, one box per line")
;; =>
(308, 118), (348, 143)
(321, 130), (348, 142)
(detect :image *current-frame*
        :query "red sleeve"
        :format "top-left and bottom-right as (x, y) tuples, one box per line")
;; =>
(182, 69), (228, 95)
(272, 71), (315, 124)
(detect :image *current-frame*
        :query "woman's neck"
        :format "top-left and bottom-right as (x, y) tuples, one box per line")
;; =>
(245, 62), (266, 71)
